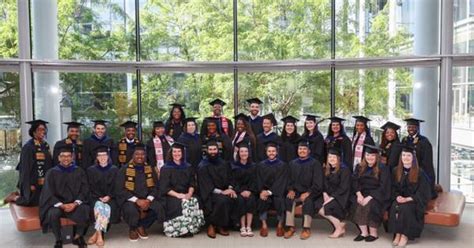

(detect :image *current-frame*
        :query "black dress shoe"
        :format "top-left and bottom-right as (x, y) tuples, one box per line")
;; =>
(179, 232), (194, 238)
(353, 234), (367, 241)
(54, 240), (63, 248)
(365, 235), (379, 242)
(72, 236), (87, 247)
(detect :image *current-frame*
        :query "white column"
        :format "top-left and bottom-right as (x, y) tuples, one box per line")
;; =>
(387, 0), (396, 120)
(358, 0), (365, 113)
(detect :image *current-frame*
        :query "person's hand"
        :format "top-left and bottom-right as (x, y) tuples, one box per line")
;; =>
(323, 192), (329, 202)
(323, 196), (334, 206)
(176, 193), (186, 199)
(241, 190), (251, 198)
(30, 185), (36, 191)
(287, 190), (296, 200)
(136, 199), (150, 210)
(396, 196), (405, 204)
(260, 191), (269, 201)
(101, 196), (111, 203)
(362, 196), (372, 206)
(184, 192), (193, 200)
(222, 189), (237, 198)
(62, 203), (77, 213)
(300, 192), (311, 202)
(357, 193), (364, 205)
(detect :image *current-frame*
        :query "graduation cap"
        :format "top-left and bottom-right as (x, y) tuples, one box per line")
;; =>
(235, 141), (251, 149)
(281, 115), (299, 124)
(398, 144), (416, 154)
(120, 121), (138, 129)
(204, 117), (220, 124)
(404, 118), (425, 126)
(327, 116), (345, 123)
(92, 120), (109, 126)
(204, 138), (219, 148)
(94, 144), (110, 154)
(183, 117), (198, 123)
(134, 143), (146, 151)
(169, 103), (186, 108)
(26, 119), (49, 125)
(303, 114), (320, 122)
(262, 113), (278, 126)
(234, 113), (249, 122)
(263, 140), (280, 149)
(297, 138), (312, 148)
(209, 98), (226, 106)
(380, 121), (401, 131)
(353, 115), (371, 124)
(363, 144), (382, 154)
(63, 121), (83, 129)
(327, 147), (342, 156)
(153, 121), (165, 128)
(56, 143), (73, 154)
(171, 142), (187, 149)
(246, 98), (263, 105)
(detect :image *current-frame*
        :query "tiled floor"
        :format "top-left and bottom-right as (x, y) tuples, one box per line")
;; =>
(1, 204), (473, 247)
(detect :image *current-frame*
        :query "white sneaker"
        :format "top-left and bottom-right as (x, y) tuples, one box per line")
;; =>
(240, 227), (248, 237)
(246, 227), (254, 237)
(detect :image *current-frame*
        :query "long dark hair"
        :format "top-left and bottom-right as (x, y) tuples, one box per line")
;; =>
(358, 154), (381, 179)
(303, 119), (319, 136)
(380, 128), (400, 149)
(233, 118), (257, 148)
(167, 105), (186, 123)
(281, 122), (300, 142)
(395, 152), (420, 184)
(166, 146), (185, 163)
(352, 121), (372, 138)
(327, 121), (347, 137)
(29, 123), (47, 138)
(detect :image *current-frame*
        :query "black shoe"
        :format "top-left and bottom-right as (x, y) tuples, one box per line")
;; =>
(72, 236), (87, 247)
(365, 235), (379, 242)
(179, 232), (194, 238)
(54, 240), (63, 248)
(353, 234), (367, 241)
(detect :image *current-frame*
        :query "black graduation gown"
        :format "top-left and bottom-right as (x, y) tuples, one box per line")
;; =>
(302, 132), (325, 164)
(165, 119), (184, 141)
(230, 161), (257, 216)
(231, 132), (257, 162)
(402, 135), (437, 199)
(201, 134), (233, 161)
(53, 139), (83, 168)
(315, 166), (351, 221)
(388, 168), (431, 240)
(116, 138), (141, 167)
(351, 164), (391, 225)
(256, 132), (283, 162)
(324, 134), (353, 171)
(39, 165), (90, 233)
(256, 159), (288, 216)
(249, 115), (264, 135)
(146, 136), (172, 168)
(197, 157), (236, 227)
(280, 134), (301, 163)
(381, 139), (402, 170)
(285, 157), (323, 216)
(159, 162), (196, 220)
(86, 165), (120, 224)
(177, 133), (203, 172)
(351, 132), (375, 165)
(200, 116), (234, 137)
(82, 135), (116, 169)
(16, 139), (53, 206)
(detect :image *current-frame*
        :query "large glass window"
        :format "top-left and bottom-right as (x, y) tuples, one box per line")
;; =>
(454, 0), (474, 54)
(0, 0), (18, 58)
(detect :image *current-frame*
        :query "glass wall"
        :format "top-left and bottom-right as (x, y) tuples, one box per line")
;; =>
(454, 0), (474, 54)
(0, 0), (18, 58)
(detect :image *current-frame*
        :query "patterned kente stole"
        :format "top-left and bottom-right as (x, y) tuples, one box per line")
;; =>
(125, 162), (155, 191)
(118, 138), (140, 165)
(34, 139), (49, 186)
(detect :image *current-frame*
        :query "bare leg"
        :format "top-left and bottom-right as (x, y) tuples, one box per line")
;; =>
(393, 233), (401, 246)
(240, 216), (246, 229)
(358, 225), (368, 237)
(368, 227), (378, 238)
(246, 213), (253, 228)
(398, 234), (408, 246)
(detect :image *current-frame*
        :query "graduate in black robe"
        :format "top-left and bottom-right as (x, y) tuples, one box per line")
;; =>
(198, 140), (237, 239)
(177, 117), (203, 170)
(256, 113), (283, 162)
(82, 120), (116, 169)
(85, 145), (120, 247)
(39, 144), (90, 248)
(351, 144), (391, 242)
(379, 121), (402, 170)
(230, 142), (257, 237)
(351, 116), (376, 171)
(13, 120), (53, 206)
(280, 116), (301, 163)
(53, 121), (84, 168)
(116, 121), (141, 168)
(201, 117), (233, 161)
(200, 98), (234, 137)
(115, 144), (164, 242)
(301, 114), (325, 164)
(146, 121), (174, 174)
(315, 147), (351, 238)
(246, 98), (264, 135)
(401, 118), (437, 199)
(324, 116), (353, 172)
(256, 140), (288, 238)
(165, 103), (186, 141)
(283, 139), (323, 240)
(231, 113), (257, 162)
(388, 145), (431, 247)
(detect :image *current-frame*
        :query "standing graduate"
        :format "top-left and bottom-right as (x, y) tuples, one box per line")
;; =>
(351, 144), (391, 243)
(388, 145), (431, 247)
(231, 142), (257, 237)
(13, 120), (53, 206)
(177, 117), (203, 171)
(301, 114), (325, 164)
(351, 116), (375, 171)
(283, 139), (323, 240)
(117, 121), (141, 168)
(256, 113), (282, 162)
(315, 147), (351, 238)
(200, 117), (233, 161)
(115, 144), (164, 242)
(200, 98), (234, 137)
(165, 103), (186, 141)
(146, 121), (174, 175)
(39, 144), (90, 248)
(160, 142), (204, 238)
(401, 118), (437, 199)
(379, 121), (402, 169)
(53, 121), (84, 168)
(231, 113), (257, 162)
(86, 145), (120, 247)
(246, 98), (264, 135)
(280, 116), (301, 163)
(82, 120), (116, 169)
(198, 140), (237, 239)
(324, 116), (353, 172)
(256, 140), (288, 238)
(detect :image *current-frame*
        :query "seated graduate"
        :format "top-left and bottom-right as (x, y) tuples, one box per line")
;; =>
(82, 120), (116, 169)
(10, 119), (53, 206)
(255, 113), (282, 162)
(324, 116), (353, 172)
(176, 117), (203, 173)
(256, 140), (288, 238)
(284, 139), (323, 240)
(53, 121), (84, 168)
(115, 143), (164, 242)
(351, 116), (375, 171)
(231, 113), (257, 162)
(39, 144), (90, 248)
(85, 145), (120, 247)
(280, 116), (301, 163)
(388, 144), (431, 247)
(301, 114), (325, 164)
(165, 103), (186, 141)
(315, 147), (351, 239)
(351, 144), (391, 243)
(200, 117), (232, 161)
(230, 141), (257, 237)
(160, 142), (204, 238)
(198, 139), (237, 239)
(117, 121), (141, 168)
(379, 121), (402, 169)
(146, 121), (174, 175)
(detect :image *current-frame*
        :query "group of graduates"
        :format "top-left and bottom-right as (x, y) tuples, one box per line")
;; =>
(6, 97), (437, 248)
